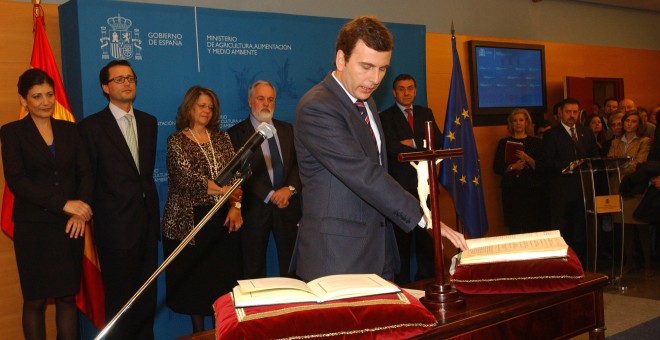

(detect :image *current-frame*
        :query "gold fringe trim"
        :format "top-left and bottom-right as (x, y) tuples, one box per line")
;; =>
(234, 292), (410, 322)
(451, 274), (584, 283)
(273, 321), (438, 339)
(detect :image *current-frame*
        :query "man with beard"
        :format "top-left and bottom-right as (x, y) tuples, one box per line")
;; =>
(228, 80), (302, 279)
(541, 97), (599, 266)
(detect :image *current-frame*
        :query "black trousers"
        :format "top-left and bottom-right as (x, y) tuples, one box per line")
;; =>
(97, 229), (158, 340)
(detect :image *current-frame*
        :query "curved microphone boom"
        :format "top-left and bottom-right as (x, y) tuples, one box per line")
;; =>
(94, 123), (275, 340)
(215, 122), (276, 186)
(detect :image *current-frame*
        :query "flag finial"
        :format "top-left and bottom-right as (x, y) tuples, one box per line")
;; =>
(451, 21), (455, 37)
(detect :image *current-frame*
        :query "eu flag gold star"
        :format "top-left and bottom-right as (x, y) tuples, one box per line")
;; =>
(462, 109), (470, 119)
(460, 175), (467, 184)
(454, 117), (461, 126)
(472, 176), (480, 185)
(452, 164), (458, 173)
(447, 131), (456, 141)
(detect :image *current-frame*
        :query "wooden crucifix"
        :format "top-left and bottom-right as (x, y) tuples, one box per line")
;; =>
(398, 121), (465, 313)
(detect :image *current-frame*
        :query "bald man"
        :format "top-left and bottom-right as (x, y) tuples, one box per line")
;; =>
(618, 98), (635, 113)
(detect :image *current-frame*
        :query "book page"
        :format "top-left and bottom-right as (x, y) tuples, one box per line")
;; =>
(237, 277), (312, 294)
(461, 236), (568, 265)
(466, 230), (561, 249)
(307, 274), (400, 302)
(232, 285), (318, 308)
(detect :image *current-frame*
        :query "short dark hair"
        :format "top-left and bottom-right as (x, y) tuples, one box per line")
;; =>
(552, 102), (562, 116)
(99, 60), (136, 100)
(392, 74), (416, 89)
(336, 16), (393, 63)
(561, 97), (580, 109)
(603, 97), (618, 106)
(18, 68), (54, 98)
(175, 85), (221, 132)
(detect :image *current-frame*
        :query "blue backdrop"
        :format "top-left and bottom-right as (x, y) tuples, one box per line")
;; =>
(59, 0), (426, 338)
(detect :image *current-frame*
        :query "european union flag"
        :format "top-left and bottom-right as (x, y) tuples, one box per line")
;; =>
(438, 35), (489, 238)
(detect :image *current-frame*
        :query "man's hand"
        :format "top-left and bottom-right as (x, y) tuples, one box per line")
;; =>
(270, 187), (292, 208)
(651, 176), (660, 189)
(440, 221), (468, 251)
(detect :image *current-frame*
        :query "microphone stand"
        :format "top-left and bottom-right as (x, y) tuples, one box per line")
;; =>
(94, 163), (252, 340)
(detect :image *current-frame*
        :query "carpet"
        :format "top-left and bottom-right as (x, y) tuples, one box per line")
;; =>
(571, 292), (659, 339)
(607, 316), (660, 339)
(603, 293), (660, 337)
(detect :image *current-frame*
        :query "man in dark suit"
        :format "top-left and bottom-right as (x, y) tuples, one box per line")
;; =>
(228, 80), (302, 279)
(541, 98), (599, 266)
(291, 16), (467, 282)
(78, 60), (159, 339)
(379, 74), (442, 284)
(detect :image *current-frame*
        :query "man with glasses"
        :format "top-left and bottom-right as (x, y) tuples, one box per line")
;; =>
(79, 60), (159, 339)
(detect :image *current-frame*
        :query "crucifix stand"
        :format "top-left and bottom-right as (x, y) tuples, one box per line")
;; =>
(398, 121), (465, 313)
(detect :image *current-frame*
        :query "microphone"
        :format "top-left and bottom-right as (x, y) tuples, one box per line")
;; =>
(214, 122), (276, 186)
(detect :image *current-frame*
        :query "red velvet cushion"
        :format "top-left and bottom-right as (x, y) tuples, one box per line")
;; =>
(450, 247), (584, 294)
(213, 289), (436, 339)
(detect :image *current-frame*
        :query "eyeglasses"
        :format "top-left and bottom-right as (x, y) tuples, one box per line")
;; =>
(108, 76), (137, 84)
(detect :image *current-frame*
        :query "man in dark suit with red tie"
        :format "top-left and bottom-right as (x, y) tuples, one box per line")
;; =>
(228, 80), (302, 279)
(541, 98), (599, 266)
(78, 60), (159, 339)
(379, 74), (443, 284)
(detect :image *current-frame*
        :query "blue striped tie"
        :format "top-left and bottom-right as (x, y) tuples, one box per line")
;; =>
(355, 100), (377, 147)
(268, 136), (284, 188)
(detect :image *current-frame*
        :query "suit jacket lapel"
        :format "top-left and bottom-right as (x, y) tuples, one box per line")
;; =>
(240, 120), (267, 176)
(51, 119), (74, 169)
(274, 120), (291, 171)
(366, 97), (387, 168)
(322, 74), (381, 163)
(21, 116), (56, 167)
(134, 111), (151, 174)
(100, 107), (139, 173)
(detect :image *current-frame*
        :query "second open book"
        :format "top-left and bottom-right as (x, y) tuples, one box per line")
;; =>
(232, 273), (400, 308)
(458, 230), (568, 265)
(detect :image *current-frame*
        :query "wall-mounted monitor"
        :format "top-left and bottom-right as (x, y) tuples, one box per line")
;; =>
(468, 40), (547, 126)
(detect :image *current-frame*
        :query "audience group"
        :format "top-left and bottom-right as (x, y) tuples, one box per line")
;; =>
(494, 96), (658, 279)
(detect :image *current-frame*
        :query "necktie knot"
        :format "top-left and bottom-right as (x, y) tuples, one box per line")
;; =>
(354, 100), (370, 126)
(354, 100), (378, 151)
(570, 126), (578, 143)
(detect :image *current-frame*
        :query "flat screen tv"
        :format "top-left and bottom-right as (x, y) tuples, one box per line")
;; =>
(468, 41), (547, 126)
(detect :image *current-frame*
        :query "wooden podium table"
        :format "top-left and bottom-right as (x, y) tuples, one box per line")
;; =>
(179, 272), (608, 340)
(408, 272), (608, 339)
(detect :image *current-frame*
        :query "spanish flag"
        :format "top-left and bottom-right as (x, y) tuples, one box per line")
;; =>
(0, 3), (105, 329)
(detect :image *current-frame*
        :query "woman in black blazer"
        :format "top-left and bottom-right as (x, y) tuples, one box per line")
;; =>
(1, 69), (93, 340)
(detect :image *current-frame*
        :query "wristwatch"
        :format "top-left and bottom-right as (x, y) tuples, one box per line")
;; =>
(288, 185), (297, 195)
(232, 202), (242, 209)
